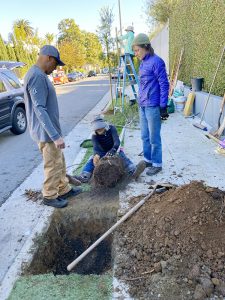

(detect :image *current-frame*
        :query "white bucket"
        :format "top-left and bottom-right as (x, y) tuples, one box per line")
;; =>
(174, 96), (187, 112)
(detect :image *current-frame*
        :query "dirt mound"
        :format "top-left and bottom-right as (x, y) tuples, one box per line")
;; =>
(93, 156), (125, 188)
(115, 182), (225, 300)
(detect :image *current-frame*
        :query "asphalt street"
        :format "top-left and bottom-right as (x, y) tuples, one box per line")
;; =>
(0, 76), (110, 205)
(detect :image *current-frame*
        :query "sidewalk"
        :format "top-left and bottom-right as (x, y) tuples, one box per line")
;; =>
(0, 90), (111, 299)
(125, 112), (224, 189)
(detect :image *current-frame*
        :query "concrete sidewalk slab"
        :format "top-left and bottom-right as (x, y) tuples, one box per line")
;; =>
(0, 90), (110, 300)
(124, 112), (224, 189)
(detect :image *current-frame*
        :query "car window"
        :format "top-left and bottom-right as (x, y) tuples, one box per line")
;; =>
(1, 71), (21, 89)
(0, 80), (7, 93)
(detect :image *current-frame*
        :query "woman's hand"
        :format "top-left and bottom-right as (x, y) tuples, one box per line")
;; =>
(160, 107), (169, 120)
(106, 148), (117, 157)
(93, 154), (100, 166)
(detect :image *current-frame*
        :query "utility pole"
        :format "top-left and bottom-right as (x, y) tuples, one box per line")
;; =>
(118, 0), (122, 35)
(115, 27), (120, 58)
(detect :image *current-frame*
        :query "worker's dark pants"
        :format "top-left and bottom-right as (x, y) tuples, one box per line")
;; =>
(82, 150), (135, 176)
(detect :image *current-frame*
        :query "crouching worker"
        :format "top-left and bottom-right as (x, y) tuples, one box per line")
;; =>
(75, 116), (146, 183)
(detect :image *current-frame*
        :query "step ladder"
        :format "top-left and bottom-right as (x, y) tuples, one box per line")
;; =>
(114, 54), (139, 113)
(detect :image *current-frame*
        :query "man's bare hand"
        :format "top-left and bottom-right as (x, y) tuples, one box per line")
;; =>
(54, 137), (65, 149)
(93, 154), (100, 166)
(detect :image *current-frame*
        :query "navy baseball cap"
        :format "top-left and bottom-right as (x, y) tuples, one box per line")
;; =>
(39, 45), (65, 66)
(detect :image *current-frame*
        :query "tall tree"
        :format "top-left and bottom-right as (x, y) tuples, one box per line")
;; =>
(59, 40), (85, 71)
(57, 19), (86, 70)
(58, 18), (84, 43)
(84, 32), (103, 65)
(145, 0), (177, 25)
(45, 33), (55, 45)
(97, 6), (114, 68)
(6, 45), (17, 61)
(0, 34), (9, 60)
(13, 19), (34, 41)
(97, 6), (115, 102)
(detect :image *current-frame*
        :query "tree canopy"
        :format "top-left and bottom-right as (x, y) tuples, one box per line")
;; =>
(0, 18), (104, 76)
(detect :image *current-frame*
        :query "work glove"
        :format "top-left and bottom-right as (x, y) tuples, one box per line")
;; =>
(93, 154), (100, 166)
(106, 148), (117, 157)
(160, 107), (169, 120)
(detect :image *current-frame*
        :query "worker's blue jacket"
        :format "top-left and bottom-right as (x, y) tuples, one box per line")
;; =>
(138, 53), (169, 108)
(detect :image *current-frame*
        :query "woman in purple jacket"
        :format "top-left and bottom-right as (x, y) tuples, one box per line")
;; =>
(132, 33), (169, 175)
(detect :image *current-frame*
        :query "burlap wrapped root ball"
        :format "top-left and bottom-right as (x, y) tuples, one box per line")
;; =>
(93, 155), (125, 187)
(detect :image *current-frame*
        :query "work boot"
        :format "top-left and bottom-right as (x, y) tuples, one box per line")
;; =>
(60, 187), (83, 199)
(43, 197), (68, 208)
(132, 160), (146, 179)
(145, 162), (152, 167)
(146, 166), (162, 176)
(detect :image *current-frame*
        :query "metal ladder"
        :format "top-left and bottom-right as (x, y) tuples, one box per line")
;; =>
(114, 54), (139, 113)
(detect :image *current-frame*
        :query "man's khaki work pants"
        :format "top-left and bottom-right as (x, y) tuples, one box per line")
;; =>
(38, 142), (71, 199)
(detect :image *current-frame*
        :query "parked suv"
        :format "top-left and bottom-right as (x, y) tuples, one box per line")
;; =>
(0, 61), (27, 135)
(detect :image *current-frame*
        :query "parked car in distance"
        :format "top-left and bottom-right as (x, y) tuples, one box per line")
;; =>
(88, 70), (96, 77)
(0, 61), (27, 135)
(67, 72), (79, 82)
(111, 68), (123, 79)
(111, 71), (123, 80)
(78, 72), (85, 79)
(52, 71), (69, 85)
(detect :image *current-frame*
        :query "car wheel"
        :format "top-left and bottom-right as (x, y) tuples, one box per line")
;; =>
(10, 107), (27, 135)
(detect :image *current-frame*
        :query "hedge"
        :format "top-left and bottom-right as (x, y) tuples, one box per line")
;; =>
(169, 0), (225, 96)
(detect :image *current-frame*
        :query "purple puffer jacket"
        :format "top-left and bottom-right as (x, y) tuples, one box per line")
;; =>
(138, 53), (169, 108)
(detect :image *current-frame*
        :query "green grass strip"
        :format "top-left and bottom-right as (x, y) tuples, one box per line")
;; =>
(9, 273), (113, 300)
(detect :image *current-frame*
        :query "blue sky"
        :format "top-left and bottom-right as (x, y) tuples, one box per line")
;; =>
(0, 0), (149, 41)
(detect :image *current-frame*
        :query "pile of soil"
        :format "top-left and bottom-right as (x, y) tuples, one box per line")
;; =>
(93, 156), (125, 188)
(115, 181), (225, 300)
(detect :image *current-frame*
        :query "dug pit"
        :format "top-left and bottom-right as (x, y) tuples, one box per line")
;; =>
(25, 190), (119, 277)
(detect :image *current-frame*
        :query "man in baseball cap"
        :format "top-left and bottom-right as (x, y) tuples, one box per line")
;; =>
(39, 45), (65, 67)
(24, 45), (82, 209)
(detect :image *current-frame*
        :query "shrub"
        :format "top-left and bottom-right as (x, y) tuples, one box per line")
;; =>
(169, 0), (225, 96)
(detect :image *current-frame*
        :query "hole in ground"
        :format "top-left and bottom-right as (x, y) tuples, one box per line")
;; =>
(26, 203), (117, 276)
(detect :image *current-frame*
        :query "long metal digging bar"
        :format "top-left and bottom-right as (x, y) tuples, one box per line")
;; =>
(67, 183), (160, 271)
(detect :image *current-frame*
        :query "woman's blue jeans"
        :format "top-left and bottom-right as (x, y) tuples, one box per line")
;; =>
(139, 106), (162, 167)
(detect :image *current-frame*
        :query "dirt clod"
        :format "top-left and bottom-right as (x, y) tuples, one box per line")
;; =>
(115, 181), (225, 299)
(212, 277), (220, 286)
(24, 189), (42, 202)
(93, 156), (125, 187)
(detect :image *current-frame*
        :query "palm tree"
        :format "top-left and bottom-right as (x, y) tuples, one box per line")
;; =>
(45, 33), (55, 45)
(13, 19), (34, 41)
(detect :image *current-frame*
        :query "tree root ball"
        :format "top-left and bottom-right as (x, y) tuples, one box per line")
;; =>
(93, 155), (125, 188)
